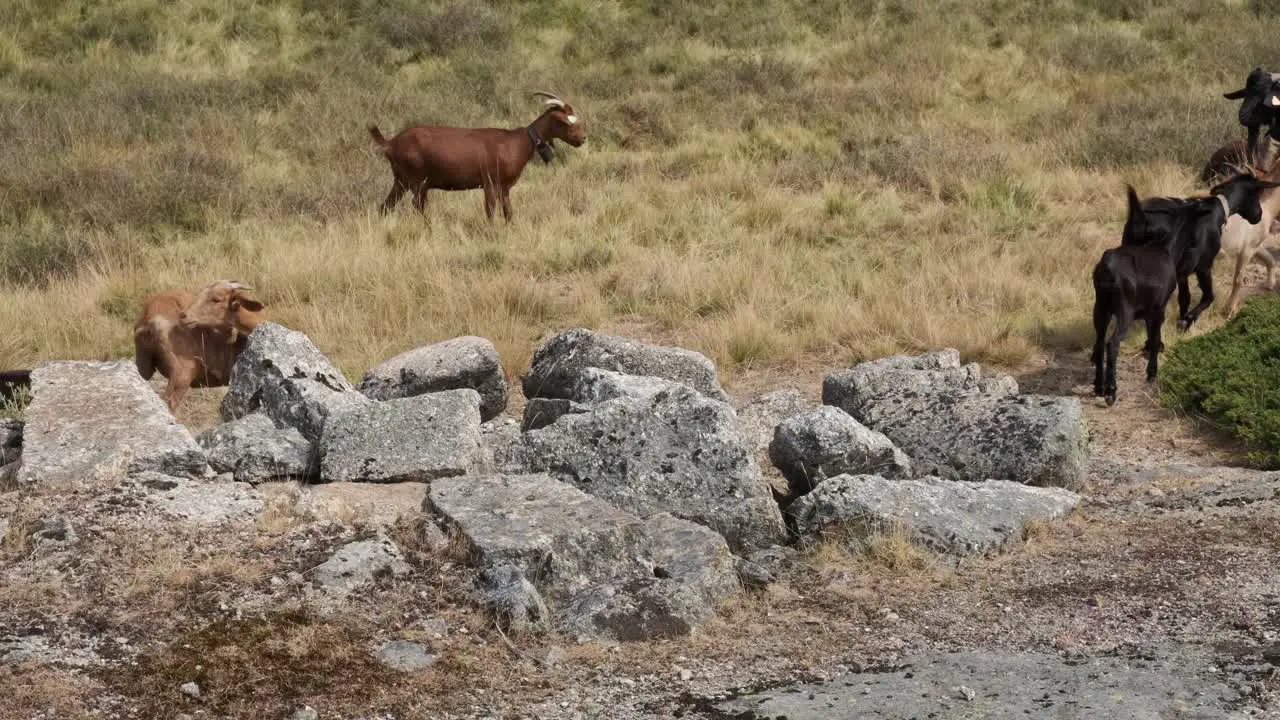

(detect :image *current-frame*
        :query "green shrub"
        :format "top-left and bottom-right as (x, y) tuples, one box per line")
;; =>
(1161, 295), (1280, 468)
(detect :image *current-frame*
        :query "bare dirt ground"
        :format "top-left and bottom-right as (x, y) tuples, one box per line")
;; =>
(4, 350), (1280, 719)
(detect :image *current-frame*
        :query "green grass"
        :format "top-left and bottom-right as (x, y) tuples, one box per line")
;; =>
(0, 0), (1277, 383)
(1161, 295), (1280, 468)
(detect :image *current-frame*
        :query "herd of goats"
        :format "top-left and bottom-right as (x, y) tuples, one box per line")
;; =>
(1092, 66), (1280, 405)
(1, 77), (1280, 415)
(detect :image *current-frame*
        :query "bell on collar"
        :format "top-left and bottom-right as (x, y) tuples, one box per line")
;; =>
(536, 141), (555, 164)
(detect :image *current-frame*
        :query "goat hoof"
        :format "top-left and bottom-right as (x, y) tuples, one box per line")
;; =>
(1176, 319), (1191, 332)
(1105, 394), (1117, 407)
(1145, 375), (1156, 384)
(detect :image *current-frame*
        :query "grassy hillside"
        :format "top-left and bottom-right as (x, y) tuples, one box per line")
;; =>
(0, 0), (1277, 382)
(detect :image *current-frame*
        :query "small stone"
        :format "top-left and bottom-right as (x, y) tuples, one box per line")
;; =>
(422, 618), (448, 638)
(374, 640), (438, 672)
(954, 685), (976, 701)
(291, 707), (319, 720)
(543, 646), (567, 667)
(180, 681), (201, 699)
(679, 668), (694, 681)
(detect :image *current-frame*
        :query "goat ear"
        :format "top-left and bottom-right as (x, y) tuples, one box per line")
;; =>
(1225, 88), (1249, 99)
(233, 297), (265, 312)
(1125, 185), (1142, 212)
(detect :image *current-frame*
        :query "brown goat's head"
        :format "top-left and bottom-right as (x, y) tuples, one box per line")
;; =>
(533, 91), (586, 147)
(179, 280), (266, 339)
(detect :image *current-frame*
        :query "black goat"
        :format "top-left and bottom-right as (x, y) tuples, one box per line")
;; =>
(1091, 173), (1276, 406)
(1224, 67), (1280, 165)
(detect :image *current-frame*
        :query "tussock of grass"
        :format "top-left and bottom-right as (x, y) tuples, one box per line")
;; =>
(0, 0), (1273, 382)
(808, 519), (938, 578)
(1161, 295), (1280, 468)
(0, 385), (30, 420)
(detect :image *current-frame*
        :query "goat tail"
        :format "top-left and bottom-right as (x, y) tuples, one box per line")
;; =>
(368, 125), (390, 153)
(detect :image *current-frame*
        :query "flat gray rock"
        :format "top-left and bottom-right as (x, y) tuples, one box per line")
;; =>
(711, 646), (1245, 719)
(555, 513), (740, 642)
(132, 472), (264, 524)
(221, 322), (370, 443)
(309, 532), (411, 603)
(1149, 470), (1280, 511)
(522, 328), (728, 402)
(429, 474), (741, 641)
(770, 406), (912, 498)
(358, 336), (508, 422)
(428, 473), (649, 598)
(18, 361), (208, 485)
(524, 386), (785, 553)
(824, 351), (1086, 490)
(198, 413), (315, 483)
(373, 640), (438, 672)
(319, 389), (485, 483)
(788, 474), (1080, 556)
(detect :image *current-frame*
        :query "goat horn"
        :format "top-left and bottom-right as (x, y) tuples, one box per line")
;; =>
(225, 281), (254, 291)
(531, 91), (566, 108)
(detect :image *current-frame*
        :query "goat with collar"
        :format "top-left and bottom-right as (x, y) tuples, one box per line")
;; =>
(1092, 172), (1278, 406)
(1120, 172), (1277, 330)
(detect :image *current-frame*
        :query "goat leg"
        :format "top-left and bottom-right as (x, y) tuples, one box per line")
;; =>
(482, 179), (498, 222)
(381, 182), (407, 215)
(1091, 301), (1109, 396)
(500, 186), (514, 223)
(1257, 248), (1279, 290)
(1175, 276), (1193, 330)
(1226, 250), (1250, 319)
(1179, 268), (1215, 330)
(162, 361), (197, 413)
(1104, 313), (1131, 407)
(1144, 309), (1164, 383)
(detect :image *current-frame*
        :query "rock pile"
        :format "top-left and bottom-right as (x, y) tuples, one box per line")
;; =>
(4, 324), (1089, 641)
(823, 349), (1088, 489)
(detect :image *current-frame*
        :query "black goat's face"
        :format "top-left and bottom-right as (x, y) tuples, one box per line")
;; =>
(1212, 174), (1280, 225)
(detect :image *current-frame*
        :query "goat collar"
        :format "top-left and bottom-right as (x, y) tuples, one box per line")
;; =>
(527, 125), (555, 164)
(1214, 193), (1231, 224)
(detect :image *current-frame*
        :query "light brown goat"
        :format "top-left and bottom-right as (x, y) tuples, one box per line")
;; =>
(134, 280), (265, 410)
(368, 91), (586, 222)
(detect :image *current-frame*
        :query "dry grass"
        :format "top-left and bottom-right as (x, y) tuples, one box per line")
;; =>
(807, 520), (941, 579)
(0, 1), (1274, 384)
(0, 663), (101, 720)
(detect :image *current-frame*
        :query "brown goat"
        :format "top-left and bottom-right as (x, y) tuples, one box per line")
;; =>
(134, 280), (266, 411)
(368, 91), (586, 222)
